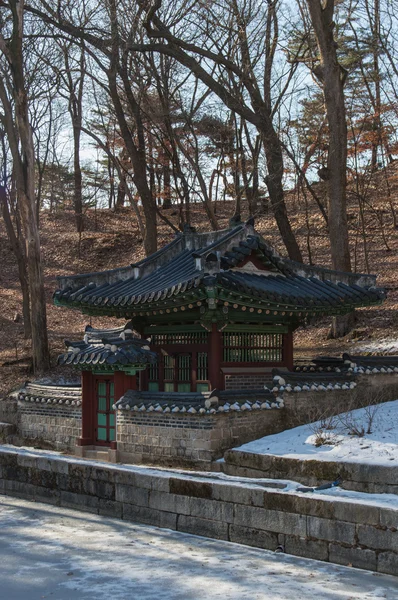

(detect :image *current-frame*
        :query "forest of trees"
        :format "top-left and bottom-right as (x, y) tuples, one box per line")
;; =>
(0, 0), (397, 371)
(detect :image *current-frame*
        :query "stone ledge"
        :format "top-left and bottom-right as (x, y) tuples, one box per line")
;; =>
(224, 449), (398, 494)
(0, 445), (397, 576)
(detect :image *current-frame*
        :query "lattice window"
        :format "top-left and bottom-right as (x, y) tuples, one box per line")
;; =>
(196, 351), (209, 392)
(148, 362), (159, 391)
(223, 332), (283, 363)
(151, 332), (208, 345)
(197, 352), (208, 381)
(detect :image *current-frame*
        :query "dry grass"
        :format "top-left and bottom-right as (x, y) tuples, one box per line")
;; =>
(1, 164), (398, 398)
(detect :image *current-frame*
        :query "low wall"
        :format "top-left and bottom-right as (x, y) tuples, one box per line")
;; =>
(224, 374), (272, 390)
(18, 403), (81, 451)
(223, 450), (398, 494)
(283, 374), (398, 429)
(0, 446), (397, 576)
(0, 397), (18, 427)
(117, 409), (284, 467)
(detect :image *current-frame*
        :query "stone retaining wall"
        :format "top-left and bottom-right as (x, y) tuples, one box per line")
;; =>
(117, 409), (284, 467)
(0, 446), (396, 576)
(0, 397), (18, 427)
(223, 450), (398, 494)
(18, 403), (81, 451)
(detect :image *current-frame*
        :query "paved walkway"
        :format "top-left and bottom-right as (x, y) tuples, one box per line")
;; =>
(0, 495), (397, 600)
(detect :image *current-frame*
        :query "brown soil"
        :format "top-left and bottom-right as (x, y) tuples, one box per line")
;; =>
(1, 165), (398, 399)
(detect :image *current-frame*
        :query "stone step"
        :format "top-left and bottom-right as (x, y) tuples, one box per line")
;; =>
(84, 449), (110, 461)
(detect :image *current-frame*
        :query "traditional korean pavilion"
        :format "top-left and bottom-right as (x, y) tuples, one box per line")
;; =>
(55, 218), (384, 454)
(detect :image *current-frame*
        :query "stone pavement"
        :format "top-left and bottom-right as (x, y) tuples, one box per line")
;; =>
(0, 495), (397, 600)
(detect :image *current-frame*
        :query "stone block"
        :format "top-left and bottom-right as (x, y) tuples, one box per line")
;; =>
(99, 499), (123, 518)
(169, 477), (212, 499)
(31, 468), (58, 490)
(150, 476), (170, 493)
(149, 490), (190, 515)
(115, 484), (149, 507)
(329, 544), (376, 571)
(189, 497), (233, 523)
(234, 505), (307, 536)
(4, 479), (37, 499)
(33, 486), (60, 505)
(122, 504), (177, 530)
(379, 508), (398, 530)
(92, 480), (115, 501)
(60, 490), (99, 513)
(285, 535), (329, 561)
(177, 515), (229, 540)
(358, 525), (398, 552)
(333, 501), (380, 526)
(17, 455), (38, 470)
(307, 516), (355, 545)
(50, 460), (69, 475)
(212, 483), (265, 507)
(90, 466), (114, 483)
(377, 552), (398, 576)
(229, 525), (278, 550)
(36, 458), (53, 472)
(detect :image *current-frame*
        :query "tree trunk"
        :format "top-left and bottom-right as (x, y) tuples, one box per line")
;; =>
(260, 120), (303, 262)
(116, 176), (126, 209)
(73, 123), (84, 233)
(162, 155), (172, 209)
(0, 185), (31, 338)
(3, 0), (50, 371)
(307, 0), (352, 337)
(306, 0), (351, 274)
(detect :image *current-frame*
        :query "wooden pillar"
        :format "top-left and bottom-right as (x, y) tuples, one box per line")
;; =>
(77, 370), (94, 446)
(208, 323), (224, 390)
(114, 371), (125, 404)
(284, 331), (294, 370)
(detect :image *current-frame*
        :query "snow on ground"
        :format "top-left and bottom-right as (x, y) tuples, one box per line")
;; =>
(1, 495), (397, 600)
(238, 399), (398, 467)
(354, 338), (398, 354)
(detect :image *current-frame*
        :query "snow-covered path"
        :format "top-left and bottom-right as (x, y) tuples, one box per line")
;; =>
(0, 495), (397, 600)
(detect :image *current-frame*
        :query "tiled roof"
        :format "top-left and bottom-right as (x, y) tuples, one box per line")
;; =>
(17, 382), (82, 406)
(294, 353), (398, 375)
(54, 219), (385, 316)
(58, 325), (157, 369)
(217, 271), (382, 309)
(115, 388), (284, 414)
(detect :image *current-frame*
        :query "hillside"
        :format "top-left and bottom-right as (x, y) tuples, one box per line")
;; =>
(1, 168), (398, 399)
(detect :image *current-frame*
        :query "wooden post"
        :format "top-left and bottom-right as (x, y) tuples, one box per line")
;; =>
(284, 331), (294, 370)
(209, 323), (223, 390)
(77, 370), (94, 446)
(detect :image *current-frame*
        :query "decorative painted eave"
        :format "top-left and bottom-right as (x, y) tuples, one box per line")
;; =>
(58, 325), (157, 371)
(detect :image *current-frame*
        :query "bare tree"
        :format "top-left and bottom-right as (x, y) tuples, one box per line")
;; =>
(0, 0), (50, 371)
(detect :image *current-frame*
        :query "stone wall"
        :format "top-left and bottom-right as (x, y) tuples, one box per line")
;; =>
(0, 446), (397, 576)
(117, 409), (284, 467)
(223, 448), (398, 494)
(18, 403), (81, 451)
(224, 374), (272, 390)
(0, 397), (18, 426)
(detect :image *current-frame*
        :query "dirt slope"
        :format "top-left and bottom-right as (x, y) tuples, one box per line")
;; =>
(1, 168), (397, 398)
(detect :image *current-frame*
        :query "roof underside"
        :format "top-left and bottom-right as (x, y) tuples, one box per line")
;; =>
(54, 221), (385, 318)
